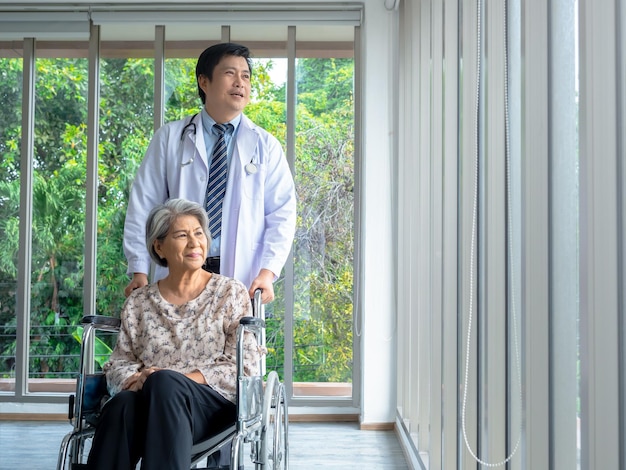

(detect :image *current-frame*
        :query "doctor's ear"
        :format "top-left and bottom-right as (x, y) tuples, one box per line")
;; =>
(198, 74), (210, 88)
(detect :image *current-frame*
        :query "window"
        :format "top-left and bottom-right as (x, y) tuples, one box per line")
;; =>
(0, 7), (361, 410)
(291, 53), (355, 398)
(0, 50), (23, 392)
(29, 50), (89, 392)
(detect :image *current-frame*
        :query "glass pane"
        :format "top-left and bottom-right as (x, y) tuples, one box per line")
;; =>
(0, 54), (23, 394)
(164, 56), (201, 123)
(292, 56), (355, 398)
(243, 56), (289, 381)
(97, 55), (156, 318)
(29, 54), (89, 391)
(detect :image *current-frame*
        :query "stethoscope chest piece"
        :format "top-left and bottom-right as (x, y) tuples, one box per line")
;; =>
(245, 162), (258, 174)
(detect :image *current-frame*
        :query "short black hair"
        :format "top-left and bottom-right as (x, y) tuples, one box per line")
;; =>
(196, 42), (253, 104)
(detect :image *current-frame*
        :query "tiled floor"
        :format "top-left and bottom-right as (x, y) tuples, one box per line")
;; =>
(0, 420), (409, 469)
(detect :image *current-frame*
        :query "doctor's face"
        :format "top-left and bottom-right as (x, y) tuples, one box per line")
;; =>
(199, 55), (251, 124)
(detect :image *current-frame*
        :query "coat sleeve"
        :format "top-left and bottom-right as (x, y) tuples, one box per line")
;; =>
(123, 124), (175, 276)
(258, 134), (297, 278)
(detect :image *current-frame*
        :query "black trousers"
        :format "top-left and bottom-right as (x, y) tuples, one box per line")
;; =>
(87, 369), (236, 470)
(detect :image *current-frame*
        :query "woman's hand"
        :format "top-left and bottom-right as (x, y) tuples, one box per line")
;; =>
(184, 370), (207, 384)
(122, 366), (161, 392)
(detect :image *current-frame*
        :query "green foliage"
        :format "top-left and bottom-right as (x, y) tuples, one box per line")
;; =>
(0, 59), (23, 182)
(296, 58), (354, 116)
(96, 58), (158, 316)
(292, 267), (353, 382)
(0, 55), (355, 386)
(164, 58), (200, 122)
(72, 326), (114, 369)
(252, 58), (356, 384)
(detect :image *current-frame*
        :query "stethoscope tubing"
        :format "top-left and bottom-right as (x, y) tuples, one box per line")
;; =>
(179, 113), (257, 174)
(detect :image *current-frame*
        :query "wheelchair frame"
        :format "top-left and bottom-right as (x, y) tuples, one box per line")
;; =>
(57, 289), (289, 470)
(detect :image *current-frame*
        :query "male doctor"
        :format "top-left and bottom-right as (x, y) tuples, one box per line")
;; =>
(123, 42), (296, 304)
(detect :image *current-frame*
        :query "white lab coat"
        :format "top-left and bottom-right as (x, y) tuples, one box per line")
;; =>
(123, 112), (296, 289)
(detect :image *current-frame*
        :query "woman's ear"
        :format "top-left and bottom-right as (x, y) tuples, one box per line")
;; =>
(153, 240), (164, 259)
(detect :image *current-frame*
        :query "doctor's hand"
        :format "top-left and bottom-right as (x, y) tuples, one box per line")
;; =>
(249, 269), (275, 304)
(124, 273), (149, 297)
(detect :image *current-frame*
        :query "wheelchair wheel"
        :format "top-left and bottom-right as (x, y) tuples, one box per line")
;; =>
(260, 371), (288, 469)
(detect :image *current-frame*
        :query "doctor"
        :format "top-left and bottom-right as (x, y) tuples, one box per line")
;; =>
(123, 42), (296, 304)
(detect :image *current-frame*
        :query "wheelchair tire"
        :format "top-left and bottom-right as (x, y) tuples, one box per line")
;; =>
(260, 371), (288, 469)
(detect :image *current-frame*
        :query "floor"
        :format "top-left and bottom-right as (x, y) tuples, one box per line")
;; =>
(0, 420), (409, 469)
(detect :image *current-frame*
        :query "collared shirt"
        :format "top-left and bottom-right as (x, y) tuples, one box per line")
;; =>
(200, 109), (242, 256)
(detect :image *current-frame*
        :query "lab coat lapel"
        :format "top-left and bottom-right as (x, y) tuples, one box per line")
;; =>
(189, 112), (209, 169)
(234, 115), (260, 166)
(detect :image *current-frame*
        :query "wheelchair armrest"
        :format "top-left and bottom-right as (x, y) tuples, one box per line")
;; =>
(81, 315), (121, 332)
(240, 316), (265, 328)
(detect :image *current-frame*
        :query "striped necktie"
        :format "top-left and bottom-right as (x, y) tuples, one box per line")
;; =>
(206, 123), (232, 239)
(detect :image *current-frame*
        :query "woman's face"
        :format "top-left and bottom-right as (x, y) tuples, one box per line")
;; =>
(153, 215), (208, 271)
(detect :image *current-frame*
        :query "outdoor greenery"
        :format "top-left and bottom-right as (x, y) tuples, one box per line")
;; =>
(0, 55), (354, 385)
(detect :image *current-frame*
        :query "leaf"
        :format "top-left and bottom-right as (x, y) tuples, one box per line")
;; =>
(72, 326), (113, 369)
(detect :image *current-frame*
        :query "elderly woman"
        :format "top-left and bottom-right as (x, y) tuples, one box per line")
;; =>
(87, 198), (259, 470)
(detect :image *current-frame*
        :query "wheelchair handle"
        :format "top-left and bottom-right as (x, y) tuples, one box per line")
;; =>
(81, 315), (121, 332)
(252, 288), (263, 319)
(252, 288), (266, 376)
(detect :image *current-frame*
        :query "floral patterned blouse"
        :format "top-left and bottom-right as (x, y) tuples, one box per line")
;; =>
(104, 274), (260, 403)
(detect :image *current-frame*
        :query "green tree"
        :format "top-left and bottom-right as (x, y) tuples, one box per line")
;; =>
(0, 55), (355, 385)
(95, 58), (158, 317)
(247, 58), (355, 383)
(296, 58), (354, 116)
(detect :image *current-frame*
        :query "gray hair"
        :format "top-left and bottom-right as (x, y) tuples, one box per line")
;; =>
(146, 199), (211, 267)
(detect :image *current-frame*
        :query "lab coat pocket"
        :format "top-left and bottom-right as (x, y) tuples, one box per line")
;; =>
(242, 163), (266, 200)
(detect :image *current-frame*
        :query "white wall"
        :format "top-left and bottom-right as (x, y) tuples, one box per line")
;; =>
(357, 0), (398, 426)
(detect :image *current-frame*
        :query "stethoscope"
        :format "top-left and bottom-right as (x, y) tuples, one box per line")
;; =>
(179, 113), (258, 174)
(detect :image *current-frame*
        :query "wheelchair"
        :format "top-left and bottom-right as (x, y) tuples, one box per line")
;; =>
(57, 289), (289, 470)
